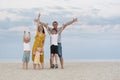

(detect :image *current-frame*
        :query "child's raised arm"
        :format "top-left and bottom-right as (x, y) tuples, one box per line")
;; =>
(23, 31), (26, 42)
(58, 25), (64, 34)
(46, 26), (51, 35)
(28, 32), (31, 42)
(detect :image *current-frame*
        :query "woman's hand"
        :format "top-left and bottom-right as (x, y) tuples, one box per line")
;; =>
(34, 13), (40, 23)
(33, 52), (36, 55)
(38, 13), (40, 19)
(34, 18), (39, 23)
(40, 48), (44, 53)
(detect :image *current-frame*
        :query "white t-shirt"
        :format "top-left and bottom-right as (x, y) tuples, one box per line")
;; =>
(23, 42), (30, 51)
(49, 27), (62, 43)
(50, 34), (58, 46)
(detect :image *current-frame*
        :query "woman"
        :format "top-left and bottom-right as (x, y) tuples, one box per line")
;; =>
(32, 22), (46, 69)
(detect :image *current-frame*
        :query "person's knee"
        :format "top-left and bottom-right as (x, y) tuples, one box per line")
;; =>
(51, 54), (54, 59)
(55, 54), (58, 56)
(60, 56), (63, 60)
(58, 54), (62, 58)
(50, 54), (52, 57)
(51, 54), (54, 57)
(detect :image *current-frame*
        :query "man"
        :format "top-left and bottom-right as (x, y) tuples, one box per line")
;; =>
(35, 14), (77, 69)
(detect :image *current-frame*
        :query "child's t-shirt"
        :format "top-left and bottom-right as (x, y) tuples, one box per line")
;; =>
(50, 34), (58, 46)
(49, 27), (62, 43)
(24, 42), (30, 51)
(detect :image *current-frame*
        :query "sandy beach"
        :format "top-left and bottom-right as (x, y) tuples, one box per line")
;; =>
(0, 62), (120, 80)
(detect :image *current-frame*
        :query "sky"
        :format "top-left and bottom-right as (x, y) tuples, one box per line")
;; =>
(0, 0), (120, 62)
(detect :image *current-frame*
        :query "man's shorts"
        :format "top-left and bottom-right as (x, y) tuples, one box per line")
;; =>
(50, 45), (58, 54)
(22, 52), (30, 62)
(58, 43), (62, 58)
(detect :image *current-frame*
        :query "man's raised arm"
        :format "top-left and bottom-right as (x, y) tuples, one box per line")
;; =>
(63, 18), (77, 29)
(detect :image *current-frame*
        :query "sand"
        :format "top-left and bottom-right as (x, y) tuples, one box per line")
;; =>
(0, 62), (120, 80)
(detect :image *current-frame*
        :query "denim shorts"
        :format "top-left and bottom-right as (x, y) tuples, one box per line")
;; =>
(58, 43), (62, 58)
(22, 52), (30, 62)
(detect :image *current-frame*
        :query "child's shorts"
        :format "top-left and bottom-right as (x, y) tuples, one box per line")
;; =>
(22, 52), (30, 62)
(50, 45), (58, 54)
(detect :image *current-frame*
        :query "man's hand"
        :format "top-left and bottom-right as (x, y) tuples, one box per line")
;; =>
(73, 18), (77, 22)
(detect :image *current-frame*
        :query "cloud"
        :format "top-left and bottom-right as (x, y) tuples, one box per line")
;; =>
(0, 10), (30, 21)
(0, 0), (56, 9)
(107, 24), (120, 33)
(66, 24), (120, 34)
(0, 0), (120, 18)
(0, 6), (119, 35)
(8, 26), (31, 32)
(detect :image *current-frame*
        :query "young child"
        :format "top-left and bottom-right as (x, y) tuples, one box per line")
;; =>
(22, 31), (31, 69)
(33, 47), (43, 69)
(47, 28), (64, 69)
